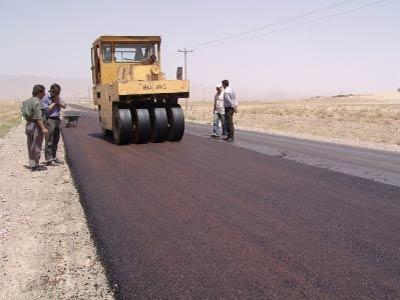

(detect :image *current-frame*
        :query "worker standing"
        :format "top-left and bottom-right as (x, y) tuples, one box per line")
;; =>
(22, 85), (48, 171)
(222, 79), (238, 142)
(211, 83), (227, 137)
(42, 83), (66, 166)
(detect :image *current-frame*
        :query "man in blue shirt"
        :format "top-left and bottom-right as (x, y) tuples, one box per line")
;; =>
(42, 83), (66, 166)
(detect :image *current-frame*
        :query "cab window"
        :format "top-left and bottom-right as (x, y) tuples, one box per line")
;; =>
(114, 43), (157, 63)
(102, 44), (112, 63)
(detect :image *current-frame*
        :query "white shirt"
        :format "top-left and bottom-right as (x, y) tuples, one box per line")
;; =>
(214, 91), (225, 114)
(223, 87), (237, 108)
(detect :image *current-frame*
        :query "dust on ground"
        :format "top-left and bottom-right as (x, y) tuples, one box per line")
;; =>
(185, 95), (400, 152)
(0, 122), (113, 299)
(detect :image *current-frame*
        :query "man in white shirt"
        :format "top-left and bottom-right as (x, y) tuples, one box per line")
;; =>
(211, 83), (227, 137)
(222, 79), (238, 142)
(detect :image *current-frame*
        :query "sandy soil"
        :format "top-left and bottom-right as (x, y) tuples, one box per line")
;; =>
(185, 96), (400, 152)
(0, 123), (113, 299)
(0, 103), (20, 138)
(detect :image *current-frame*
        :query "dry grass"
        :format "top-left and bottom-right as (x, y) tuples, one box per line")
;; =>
(0, 102), (21, 138)
(184, 96), (400, 147)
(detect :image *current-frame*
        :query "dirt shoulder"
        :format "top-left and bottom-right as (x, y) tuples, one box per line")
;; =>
(0, 123), (113, 299)
(0, 102), (21, 138)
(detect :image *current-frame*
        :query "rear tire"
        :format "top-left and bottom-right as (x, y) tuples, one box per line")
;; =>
(150, 107), (169, 143)
(101, 127), (111, 137)
(99, 109), (110, 137)
(112, 107), (132, 145)
(167, 105), (185, 141)
(132, 108), (151, 144)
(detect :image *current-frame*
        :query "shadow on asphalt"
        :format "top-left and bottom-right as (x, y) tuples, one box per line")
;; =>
(88, 132), (114, 144)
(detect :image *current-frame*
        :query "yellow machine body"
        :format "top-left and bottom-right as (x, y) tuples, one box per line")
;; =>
(90, 36), (189, 144)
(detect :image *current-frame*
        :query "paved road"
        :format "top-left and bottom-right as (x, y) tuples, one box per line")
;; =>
(62, 111), (400, 299)
(186, 123), (400, 187)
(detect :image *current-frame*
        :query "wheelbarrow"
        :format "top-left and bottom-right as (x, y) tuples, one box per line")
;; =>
(63, 112), (80, 128)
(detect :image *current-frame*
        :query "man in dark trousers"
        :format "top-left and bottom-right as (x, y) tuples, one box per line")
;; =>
(22, 85), (48, 171)
(42, 83), (66, 166)
(222, 79), (238, 142)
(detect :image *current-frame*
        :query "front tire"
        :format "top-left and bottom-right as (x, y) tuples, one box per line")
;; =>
(150, 107), (169, 143)
(112, 107), (132, 145)
(167, 105), (185, 141)
(132, 108), (151, 144)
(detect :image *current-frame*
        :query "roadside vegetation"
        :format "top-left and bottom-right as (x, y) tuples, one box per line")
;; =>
(185, 96), (400, 146)
(0, 102), (21, 138)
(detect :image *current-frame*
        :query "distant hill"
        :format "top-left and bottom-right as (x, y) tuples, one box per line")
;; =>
(3, 74), (395, 103)
(0, 74), (304, 103)
(0, 75), (92, 102)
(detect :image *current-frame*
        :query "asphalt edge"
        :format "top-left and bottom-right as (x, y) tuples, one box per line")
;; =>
(60, 126), (119, 299)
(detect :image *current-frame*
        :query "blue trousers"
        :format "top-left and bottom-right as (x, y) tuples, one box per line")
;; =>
(213, 113), (227, 135)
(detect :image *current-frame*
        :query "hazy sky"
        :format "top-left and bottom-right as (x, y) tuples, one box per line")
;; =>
(0, 0), (399, 99)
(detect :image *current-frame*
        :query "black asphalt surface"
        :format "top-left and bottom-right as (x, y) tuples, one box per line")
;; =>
(62, 110), (400, 299)
(186, 123), (400, 187)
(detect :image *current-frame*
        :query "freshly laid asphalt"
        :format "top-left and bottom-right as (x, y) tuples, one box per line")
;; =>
(186, 123), (400, 187)
(62, 112), (400, 299)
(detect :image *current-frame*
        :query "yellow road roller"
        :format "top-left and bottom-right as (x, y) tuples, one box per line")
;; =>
(91, 35), (189, 144)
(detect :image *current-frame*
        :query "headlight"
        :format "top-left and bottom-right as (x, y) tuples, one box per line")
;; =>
(151, 66), (160, 75)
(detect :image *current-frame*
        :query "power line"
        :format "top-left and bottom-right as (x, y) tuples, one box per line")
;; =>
(199, 0), (387, 50)
(190, 0), (361, 49)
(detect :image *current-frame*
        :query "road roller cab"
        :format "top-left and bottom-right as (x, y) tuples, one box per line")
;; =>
(91, 35), (189, 144)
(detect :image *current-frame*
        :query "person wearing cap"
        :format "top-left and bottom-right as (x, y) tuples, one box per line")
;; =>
(211, 83), (227, 137)
(141, 54), (157, 65)
(42, 83), (66, 166)
(22, 85), (49, 171)
(222, 79), (238, 142)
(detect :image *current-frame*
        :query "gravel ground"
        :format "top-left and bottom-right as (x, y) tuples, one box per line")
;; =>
(188, 119), (400, 153)
(185, 97), (400, 153)
(0, 123), (113, 299)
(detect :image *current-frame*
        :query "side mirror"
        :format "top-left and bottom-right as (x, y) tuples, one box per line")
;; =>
(176, 67), (183, 80)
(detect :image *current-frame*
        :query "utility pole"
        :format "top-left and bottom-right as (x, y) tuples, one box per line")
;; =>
(178, 48), (193, 80)
(178, 48), (193, 110)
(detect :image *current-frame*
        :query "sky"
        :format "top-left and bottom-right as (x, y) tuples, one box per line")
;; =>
(0, 0), (399, 100)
